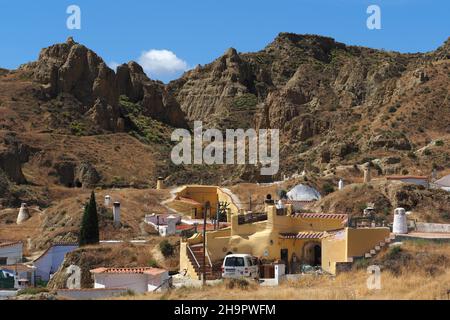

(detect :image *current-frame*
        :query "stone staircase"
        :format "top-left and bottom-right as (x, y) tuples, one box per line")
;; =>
(362, 234), (396, 259)
(186, 244), (220, 280)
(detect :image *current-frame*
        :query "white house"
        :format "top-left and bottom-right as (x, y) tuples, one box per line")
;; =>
(33, 243), (78, 282)
(145, 213), (181, 237)
(90, 267), (170, 294)
(0, 241), (23, 265)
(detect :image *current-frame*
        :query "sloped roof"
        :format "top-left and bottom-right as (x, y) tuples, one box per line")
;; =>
(293, 213), (348, 220)
(279, 232), (325, 240)
(0, 241), (22, 249)
(435, 174), (450, 187)
(286, 184), (321, 202)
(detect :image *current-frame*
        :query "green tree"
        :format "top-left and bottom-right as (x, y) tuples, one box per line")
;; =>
(79, 191), (100, 246)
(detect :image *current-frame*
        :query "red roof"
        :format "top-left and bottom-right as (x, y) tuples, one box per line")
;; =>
(279, 232), (325, 240)
(386, 176), (428, 180)
(0, 241), (22, 249)
(90, 267), (167, 275)
(293, 213), (348, 220)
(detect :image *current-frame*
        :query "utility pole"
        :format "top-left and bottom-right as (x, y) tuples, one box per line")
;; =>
(202, 201), (210, 286)
(216, 202), (220, 230)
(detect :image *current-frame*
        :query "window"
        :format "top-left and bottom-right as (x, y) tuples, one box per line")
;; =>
(235, 258), (245, 267)
(225, 257), (245, 267)
(0, 257), (7, 265)
(245, 257), (252, 266)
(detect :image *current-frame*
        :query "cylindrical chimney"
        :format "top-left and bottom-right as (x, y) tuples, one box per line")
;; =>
(17, 203), (30, 225)
(105, 195), (111, 207)
(113, 202), (121, 227)
(393, 208), (408, 234)
(156, 177), (165, 190)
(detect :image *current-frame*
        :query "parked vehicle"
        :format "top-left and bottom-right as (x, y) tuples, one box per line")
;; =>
(221, 254), (259, 279)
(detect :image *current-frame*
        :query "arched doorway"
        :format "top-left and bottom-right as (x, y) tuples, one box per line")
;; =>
(303, 242), (322, 266)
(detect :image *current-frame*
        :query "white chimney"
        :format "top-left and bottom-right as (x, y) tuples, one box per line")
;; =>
(104, 195), (111, 207)
(166, 215), (177, 236)
(113, 202), (121, 227)
(17, 203), (30, 225)
(393, 208), (408, 234)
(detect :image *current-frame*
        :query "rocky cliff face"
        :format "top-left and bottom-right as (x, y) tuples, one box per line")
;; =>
(1, 34), (449, 191)
(169, 33), (450, 178)
(20, 37), (187, 131)
(118, 62), (187, 128)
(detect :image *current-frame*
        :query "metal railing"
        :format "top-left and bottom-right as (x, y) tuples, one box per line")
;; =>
(205, 248), (213, 269)
(186, 244), (201, 269)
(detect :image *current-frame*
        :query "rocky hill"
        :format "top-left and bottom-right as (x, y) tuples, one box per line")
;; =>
(0, 33), (449, 208)
(170, 33), (450, 178)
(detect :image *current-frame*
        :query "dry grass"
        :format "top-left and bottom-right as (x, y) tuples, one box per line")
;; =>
(115, 241), (450, 300)
(116, 269), (450, 300)
(0, 187), (172, 251)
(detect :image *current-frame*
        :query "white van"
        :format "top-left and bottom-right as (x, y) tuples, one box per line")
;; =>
(221, 254), (259, 279)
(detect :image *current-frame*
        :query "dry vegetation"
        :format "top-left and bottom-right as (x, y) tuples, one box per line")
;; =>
(0, 188), (172, 251)
(48, 240), (180, 290)
(115, 241), (450, 300)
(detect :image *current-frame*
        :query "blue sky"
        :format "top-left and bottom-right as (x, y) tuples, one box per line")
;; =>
(0, 0), (448, 82)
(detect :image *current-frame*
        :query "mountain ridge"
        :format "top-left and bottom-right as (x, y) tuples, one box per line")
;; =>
(0, 33), (449, 208)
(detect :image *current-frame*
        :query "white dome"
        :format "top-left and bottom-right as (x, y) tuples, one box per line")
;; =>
(435, 174), (450, 188)
(286, 184), (321, 201)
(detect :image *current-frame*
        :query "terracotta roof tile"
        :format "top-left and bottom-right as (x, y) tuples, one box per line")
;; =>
(90, 267), (167, 275)
(0, 241), (22, 249)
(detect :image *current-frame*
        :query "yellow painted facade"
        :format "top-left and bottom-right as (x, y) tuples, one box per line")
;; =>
(177, 186), (391, 277)
(167, 185), (241, 221)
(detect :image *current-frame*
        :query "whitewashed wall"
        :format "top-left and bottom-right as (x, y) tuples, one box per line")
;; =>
(0, 243), (23, 265)
(94, 273), (148, 294)
(34, 245), (78, 281)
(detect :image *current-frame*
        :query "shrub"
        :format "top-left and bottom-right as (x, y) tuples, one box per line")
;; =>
(17, 288), (49, 296)
(159, 240), (175, 258)
(387, 245), (402, 259)
(148, 259), (160, 268)
(226, 278), (250, 290)
(322, 183), (335, 195)
(407, 151), (417, 159)
(278, 190), (288, 200)
(354, 258), (370, 270)
(388, 106), (397, 113)
(435, 140), (444, 147)
(69, 121), (85, 136)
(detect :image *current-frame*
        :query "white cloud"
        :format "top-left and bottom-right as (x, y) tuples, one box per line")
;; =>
(138, 49), (189, 78)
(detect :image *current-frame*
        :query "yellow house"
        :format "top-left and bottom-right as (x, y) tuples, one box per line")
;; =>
(167, 185), (242, 221)
(180, 204), (392, 279)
